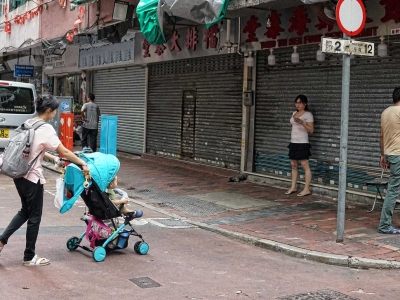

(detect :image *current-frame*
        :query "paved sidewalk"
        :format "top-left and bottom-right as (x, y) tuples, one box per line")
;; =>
(45, 153), (400, 269)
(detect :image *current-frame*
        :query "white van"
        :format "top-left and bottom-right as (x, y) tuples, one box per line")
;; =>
(0, 81), (37, 149)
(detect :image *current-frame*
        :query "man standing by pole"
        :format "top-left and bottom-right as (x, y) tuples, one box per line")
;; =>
(81, 93), (100, 152)
(378, 87), (400, 234)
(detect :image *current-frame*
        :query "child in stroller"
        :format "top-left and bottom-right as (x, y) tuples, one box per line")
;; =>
(59, 152), (149, 262)
(107, 175), (142, 220)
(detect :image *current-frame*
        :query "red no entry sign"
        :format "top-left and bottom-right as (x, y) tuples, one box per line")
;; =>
(336, 0), (366, 36)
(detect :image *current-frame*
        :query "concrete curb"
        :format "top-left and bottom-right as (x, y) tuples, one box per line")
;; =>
(43, 161), (400, 270)
(128, 197), (400, 270)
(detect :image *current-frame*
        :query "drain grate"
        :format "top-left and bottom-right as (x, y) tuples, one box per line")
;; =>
(277, 290), (359, 300)
(167, 183), (184, 187)
(129, 189), (229, 216)
(377, 237), (400, 248)
(137, 189), (151, 193)
(296, 202), (334, 210)
(130, 277), (161, 289)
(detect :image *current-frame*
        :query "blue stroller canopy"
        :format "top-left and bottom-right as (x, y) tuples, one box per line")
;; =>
(60, 152), (120, 214)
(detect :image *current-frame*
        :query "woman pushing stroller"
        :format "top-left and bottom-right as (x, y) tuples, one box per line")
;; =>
(62, 151), (149, 261)
(0, 94), (90, 267)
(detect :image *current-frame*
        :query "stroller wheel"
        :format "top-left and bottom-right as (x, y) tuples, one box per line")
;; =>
(134, 241), (149, 255)
(93, 247), (107, 262)
(66, 237), (80, 251)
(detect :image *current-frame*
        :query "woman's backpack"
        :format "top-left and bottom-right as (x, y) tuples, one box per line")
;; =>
(1, 120), (46, 178)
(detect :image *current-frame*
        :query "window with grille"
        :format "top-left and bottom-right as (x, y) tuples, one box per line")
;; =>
(10, 0), (29, 11)
(0, 0), (6, 16)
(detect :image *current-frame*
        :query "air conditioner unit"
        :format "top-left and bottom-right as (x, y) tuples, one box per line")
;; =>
(97, 22), (129, 44)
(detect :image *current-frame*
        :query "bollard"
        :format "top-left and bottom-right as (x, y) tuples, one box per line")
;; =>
(100, 115), (118, 156)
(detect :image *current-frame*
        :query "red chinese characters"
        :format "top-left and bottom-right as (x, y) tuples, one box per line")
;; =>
(380, 0), (400, 23)
(142, 40), (151, 58)
(288, 6), (310, 36)
(264, 10), (284, 40)
(186, 27), (198, 51)
(243, 15), (261, 42)
(170, 30), (181, 52)
(203, 24), (219, 49)
(155, 44), (166, 56)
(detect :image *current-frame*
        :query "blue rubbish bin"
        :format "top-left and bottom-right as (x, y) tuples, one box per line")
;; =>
(100, 115), (118, 156)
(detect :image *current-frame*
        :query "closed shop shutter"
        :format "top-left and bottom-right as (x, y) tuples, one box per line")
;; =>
(147, 54), (243, 169)
(254, 37), (400, 190)
(93, 66), (146, 154)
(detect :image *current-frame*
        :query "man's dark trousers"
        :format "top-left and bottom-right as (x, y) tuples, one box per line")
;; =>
(81, 127), (98, 152)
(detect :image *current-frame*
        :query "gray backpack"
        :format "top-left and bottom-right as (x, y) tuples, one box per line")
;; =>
(1, 120), (46, 178)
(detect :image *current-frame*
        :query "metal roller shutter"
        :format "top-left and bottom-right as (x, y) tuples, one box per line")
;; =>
(147, 54), (243, 170)
(254, 37), (400, 190)
(93, 66), (146, 154)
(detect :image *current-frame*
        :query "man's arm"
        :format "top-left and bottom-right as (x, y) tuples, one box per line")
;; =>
(81, 104), (87, 122)
(380, 128), (388, 169)
(97, 106), (100, 124)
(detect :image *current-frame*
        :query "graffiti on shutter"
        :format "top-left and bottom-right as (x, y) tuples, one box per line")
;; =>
(181, 90), (196, 157)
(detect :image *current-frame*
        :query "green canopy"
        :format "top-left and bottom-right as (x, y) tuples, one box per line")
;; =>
(206, 0), (230, 29)
(137, 0), (231, 44)
(136, 0), (165, 45)
(70, 0), (97, 11)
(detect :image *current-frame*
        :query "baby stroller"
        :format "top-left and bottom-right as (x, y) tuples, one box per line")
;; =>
(58, 152), (149, 262)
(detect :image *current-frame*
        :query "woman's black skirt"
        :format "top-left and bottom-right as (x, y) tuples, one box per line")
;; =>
(287, 143), (311, 160)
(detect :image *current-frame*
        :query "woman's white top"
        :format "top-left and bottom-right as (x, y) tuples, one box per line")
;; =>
(290, 111), (314, 143)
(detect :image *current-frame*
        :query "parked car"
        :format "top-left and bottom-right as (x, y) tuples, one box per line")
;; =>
(0, 80), (37, 150)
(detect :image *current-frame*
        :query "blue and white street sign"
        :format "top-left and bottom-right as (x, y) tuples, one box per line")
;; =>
(14, 65), (34, 78)
(60, 101), (70, 111)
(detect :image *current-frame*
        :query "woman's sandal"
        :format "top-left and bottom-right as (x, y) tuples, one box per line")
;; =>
(297, 192), (311, 197)
(285, 190), (297, 195)
(23, 255), (50, 266)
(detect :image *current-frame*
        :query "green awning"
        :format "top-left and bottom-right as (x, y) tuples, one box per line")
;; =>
(70, 0), (97, 11)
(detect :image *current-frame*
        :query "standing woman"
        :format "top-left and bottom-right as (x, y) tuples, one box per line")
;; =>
(285, 95), (314, 197)
(0, 94), (90, 266)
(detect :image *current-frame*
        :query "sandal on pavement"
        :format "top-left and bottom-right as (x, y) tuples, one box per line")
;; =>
(297, 192), (311, 197)
(379, 227), (400, 234)
(23, 255), (50, 267)
(285, 190), (297, 195)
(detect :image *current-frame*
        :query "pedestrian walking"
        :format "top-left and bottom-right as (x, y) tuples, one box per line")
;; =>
(285, 94), (314, 197)
(0, 94), (91, 266)
(379, 87), (400, 234)
(81, 93), (100, 152)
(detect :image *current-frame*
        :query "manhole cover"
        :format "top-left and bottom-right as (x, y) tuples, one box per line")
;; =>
(148, 218), (195, 228)
(130, 277), (161, 289)
(277, 290), (359, 300)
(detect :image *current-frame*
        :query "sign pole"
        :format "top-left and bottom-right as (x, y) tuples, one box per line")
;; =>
(337, 33), (351, 243)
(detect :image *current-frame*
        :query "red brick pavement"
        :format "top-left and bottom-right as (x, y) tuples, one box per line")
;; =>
(114, 155), (400, 263)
